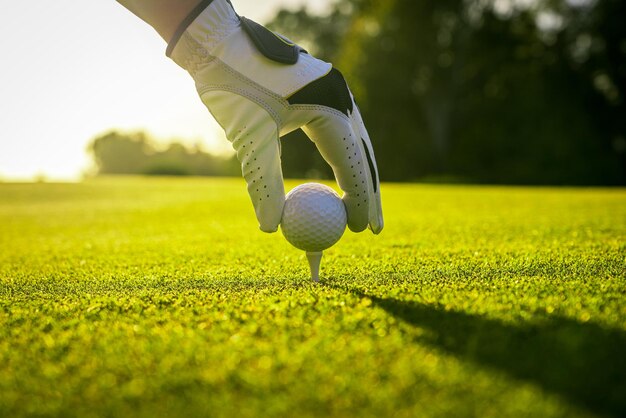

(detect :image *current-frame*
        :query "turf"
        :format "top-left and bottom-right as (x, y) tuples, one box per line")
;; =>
(0, 176), (624, 418)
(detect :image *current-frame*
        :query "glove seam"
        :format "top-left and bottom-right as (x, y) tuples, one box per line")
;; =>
(196, 60), (287, 124)
(200, 86), (284, 140)
(197, 60), (284, 99)
(288, 104), (350, 121)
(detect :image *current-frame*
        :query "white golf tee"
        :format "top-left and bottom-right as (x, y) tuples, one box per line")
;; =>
(306, 251), (323, 282)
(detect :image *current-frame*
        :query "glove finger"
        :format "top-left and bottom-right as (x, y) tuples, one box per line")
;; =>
(347, 101), (383, 234)
(202, 90), (285, 232)
(302, 114), (376, 233)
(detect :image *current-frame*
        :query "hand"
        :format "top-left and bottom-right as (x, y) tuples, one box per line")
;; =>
(167, 0), (383, 234)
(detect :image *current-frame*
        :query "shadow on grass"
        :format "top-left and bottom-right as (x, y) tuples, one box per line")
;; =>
(329, 284), (626, 417)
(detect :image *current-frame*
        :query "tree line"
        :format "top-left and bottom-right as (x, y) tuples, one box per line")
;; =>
(88, 131), (239, 177)
(90, 0), (625, 185)
(271, 0), (625, 185)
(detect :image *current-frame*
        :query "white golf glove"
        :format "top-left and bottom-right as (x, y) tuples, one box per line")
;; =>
(167, 0), (383, 234)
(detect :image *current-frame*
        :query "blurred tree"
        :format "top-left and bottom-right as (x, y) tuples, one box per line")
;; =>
(449, 5), (605, 184)
(88, 131), (151, 174)
(559, 0), (626, 184)
(268, 0), (625, 185)
(88, 131), (239, 177)
(339, 0), (468, 180)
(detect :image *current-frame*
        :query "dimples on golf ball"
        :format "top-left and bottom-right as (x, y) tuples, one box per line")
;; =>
(281, 183), (347, 252)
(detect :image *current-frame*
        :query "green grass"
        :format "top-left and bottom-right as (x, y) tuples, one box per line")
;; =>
(0, 176), (624, 418)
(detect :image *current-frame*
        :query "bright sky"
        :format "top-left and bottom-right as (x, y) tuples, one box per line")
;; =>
(0, 1), (330, 181)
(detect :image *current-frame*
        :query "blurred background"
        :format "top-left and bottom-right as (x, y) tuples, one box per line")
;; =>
(1, 0), (624, 185)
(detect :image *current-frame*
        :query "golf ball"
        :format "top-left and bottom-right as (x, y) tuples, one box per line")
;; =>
(281, 183), (347, 252)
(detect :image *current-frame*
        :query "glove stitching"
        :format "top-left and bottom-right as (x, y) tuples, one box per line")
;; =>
(175, 34), (218, 77)
(288, 104), (350, 121)
(201, 85), (283, 129)
(205, 59), (285, 102)
(196, 60), (288, 126)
